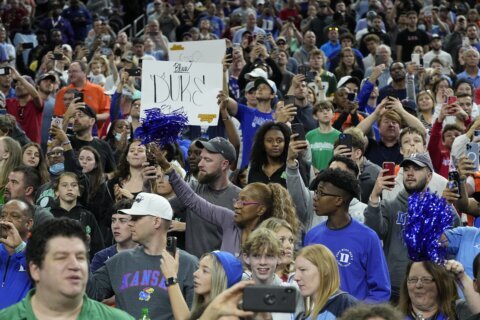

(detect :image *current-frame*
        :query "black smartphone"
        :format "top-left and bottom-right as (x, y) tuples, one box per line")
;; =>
(243, 285), (297, 313)
(448, 171), (460, 195)
(338, 133), (352, 150)
(114, 48), (122, 56)
(283, 95), (295, 107)
(347, 92), (356, 101)
(53, 53), (63, 60)
(305, 71), (317, 83)
(22, 42), (34, 49)
(74, 91), (84, 102)
(291, 123), (306, 141)
(226, 47), (233, 57)
(126, 68), (141, 77)
(166, 236), (177, 256)
(0, 67), (10, 76)
(297, 65), (309, 76)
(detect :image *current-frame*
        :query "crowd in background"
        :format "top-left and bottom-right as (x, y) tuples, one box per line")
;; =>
(0, 0), (480, 319)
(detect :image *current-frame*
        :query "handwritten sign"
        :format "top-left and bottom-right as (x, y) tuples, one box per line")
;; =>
(168, 40), (226, 63)
(141, 60), (223, 126)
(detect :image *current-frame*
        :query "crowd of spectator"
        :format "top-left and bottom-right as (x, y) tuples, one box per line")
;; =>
(1, 0), (480, 319)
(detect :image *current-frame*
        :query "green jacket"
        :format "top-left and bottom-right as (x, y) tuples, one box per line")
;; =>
(0, 289), (134, 320)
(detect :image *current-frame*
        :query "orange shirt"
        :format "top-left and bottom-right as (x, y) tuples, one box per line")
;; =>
(331, 112), (365, 131)
(54, 81), (111, 129)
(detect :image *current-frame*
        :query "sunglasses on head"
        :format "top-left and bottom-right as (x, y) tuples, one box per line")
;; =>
(328, 27), (339, 31)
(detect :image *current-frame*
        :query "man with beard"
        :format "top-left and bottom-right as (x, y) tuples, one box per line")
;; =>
(395, 11), (429, 63)
(286, 75), (317, 132)
(377, 62), (410, 102)
(169, 137), (240, 258)
(50, 104), (115, 174)
(5, 68), (43, 143)
(13, 17), (38, 74)
(365, 152), (460, 303)
(62, 0), (92, 43)
(423, 34), (453, 72)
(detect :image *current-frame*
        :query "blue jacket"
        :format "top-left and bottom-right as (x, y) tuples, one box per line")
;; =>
(0, 243), (31, 309)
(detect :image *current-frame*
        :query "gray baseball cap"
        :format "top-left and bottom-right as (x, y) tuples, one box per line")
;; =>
(195, 137), (236, 163)
(400, 153), (434, 172)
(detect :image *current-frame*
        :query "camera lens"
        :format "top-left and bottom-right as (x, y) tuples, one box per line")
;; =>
(264, 294), (276, 305)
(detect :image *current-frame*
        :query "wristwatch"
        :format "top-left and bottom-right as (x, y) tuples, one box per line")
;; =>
(165, 277), (178, 287)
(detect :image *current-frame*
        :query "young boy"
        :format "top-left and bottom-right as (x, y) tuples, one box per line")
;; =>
(428, 121), (463, 179)
(306, 100), (340, 171)
(242, 228), (304, 320)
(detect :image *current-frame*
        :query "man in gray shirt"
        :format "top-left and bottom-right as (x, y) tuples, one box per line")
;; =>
(87, 192), (198, 320)
(170, 137), (241, 258)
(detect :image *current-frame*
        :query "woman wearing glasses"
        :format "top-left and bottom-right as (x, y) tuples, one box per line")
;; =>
(398, 261), (458, 319)
(155, 149), (299, 256)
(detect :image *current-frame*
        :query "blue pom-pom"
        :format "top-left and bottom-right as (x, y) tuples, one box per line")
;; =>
(402, 189), (453, 264)
(134, 107), (189, 147)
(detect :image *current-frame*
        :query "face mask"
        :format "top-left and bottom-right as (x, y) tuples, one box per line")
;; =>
(115, 132), (130, 141)
(49, 162), (64, 175)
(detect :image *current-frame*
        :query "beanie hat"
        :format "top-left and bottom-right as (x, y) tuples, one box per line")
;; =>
(211, 251), (243, 288)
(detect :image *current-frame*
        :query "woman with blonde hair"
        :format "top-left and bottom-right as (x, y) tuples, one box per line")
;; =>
(294, 244), (357, 319)
(0, 136), (22, 204)
(160, 250), (243, 320)
(416, 90), (435, 131)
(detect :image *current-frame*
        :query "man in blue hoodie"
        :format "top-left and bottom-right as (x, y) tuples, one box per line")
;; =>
(0, 199), (34, 309)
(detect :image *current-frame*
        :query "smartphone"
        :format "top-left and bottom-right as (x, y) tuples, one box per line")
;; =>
(347, 92), (356, 101)
(474, 130), (480, 138)
(247, 35), (253, 44)
(283, 95), (295, 107)
(411, 53), (421, 65)
(50, 116), (63, 128)
(100, 47), (112, 56)
(447, 96), (458, 105)
(53, 53), (63, 60)
(22, 42), (34, 49)
(166, 236), (177, 256)
(0, 67), (10, 76)
(448, 171), (460, 195)
(226, 47), (233, 57)
(74, 91), (84, 102)
(465, 142), (479, 171)
(0, 109), (6, 115)
(114, 48), (122, 56)
(305, 71), (317, 83)
(291, 123), (306, 141)
(126, 68), (141, 77)
(297, 65), (309, 77)
(338, 133), (352, 150)
(375, 55), (383, 66)
(382, 162), (395, 182)
(243, 285), (297, 313)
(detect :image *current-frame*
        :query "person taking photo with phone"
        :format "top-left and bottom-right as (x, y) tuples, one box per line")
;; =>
(160, 249), (243, 320)
(365, 152), (460, 303)
(86, 192), (198, 320)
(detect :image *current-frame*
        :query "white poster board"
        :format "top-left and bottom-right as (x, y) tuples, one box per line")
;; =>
(141, 60), (223, 126)
(168, 40), (226, 63)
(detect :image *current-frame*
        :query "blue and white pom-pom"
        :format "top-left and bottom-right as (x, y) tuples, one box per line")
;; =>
(134, 107), (189, 147)
(402, 190), (453, 264)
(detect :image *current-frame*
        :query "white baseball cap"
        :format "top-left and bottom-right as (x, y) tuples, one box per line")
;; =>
(119, 192), (173, 220)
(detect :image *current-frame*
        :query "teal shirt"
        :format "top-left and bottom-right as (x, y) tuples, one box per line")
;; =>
(0, 289), (134, 320)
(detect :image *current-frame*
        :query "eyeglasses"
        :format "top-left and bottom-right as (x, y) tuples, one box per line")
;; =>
(233, 199), (259, 207)
(314, 190), (342, 198)
(277, 41), (286, 45)
(407, 277), (435, 285)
